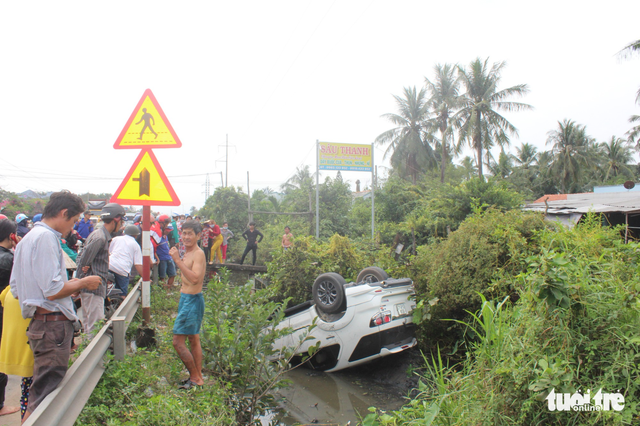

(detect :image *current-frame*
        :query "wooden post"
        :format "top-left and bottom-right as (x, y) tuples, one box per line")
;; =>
(625, 212), (629, 244)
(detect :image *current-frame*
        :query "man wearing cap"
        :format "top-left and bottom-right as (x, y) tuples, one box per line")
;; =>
(76, 203), (126, 334)
(15, 214), (30, 238)
(108, 225), (144, 296)
(10, 191), (101, 421)
(73, 211), (94, 240)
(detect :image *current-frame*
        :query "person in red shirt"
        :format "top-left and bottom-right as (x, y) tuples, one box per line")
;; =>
(200, 222), (211, 263)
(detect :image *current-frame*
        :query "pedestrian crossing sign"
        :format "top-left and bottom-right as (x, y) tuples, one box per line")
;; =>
(111, 149), (180, 206)
(113, 89), (182, 149)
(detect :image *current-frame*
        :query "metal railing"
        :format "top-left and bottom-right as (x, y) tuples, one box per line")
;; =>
(24, 280), (142, 426)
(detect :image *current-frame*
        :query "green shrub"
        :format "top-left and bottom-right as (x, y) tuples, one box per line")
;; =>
(267, 234), (410, 306)
(410, 208), (549, 347)
(367, 212), (640, 425)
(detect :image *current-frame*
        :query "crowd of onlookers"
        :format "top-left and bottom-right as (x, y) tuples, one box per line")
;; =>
(0, 198), (297, 421)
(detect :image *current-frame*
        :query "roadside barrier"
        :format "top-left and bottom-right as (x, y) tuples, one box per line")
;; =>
(24, 280), (142, 426)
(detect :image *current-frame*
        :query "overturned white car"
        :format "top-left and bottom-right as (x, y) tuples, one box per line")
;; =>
(273, 267), (417, 372)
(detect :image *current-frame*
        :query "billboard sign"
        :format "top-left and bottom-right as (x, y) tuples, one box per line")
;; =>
(318, 142), (372, 171)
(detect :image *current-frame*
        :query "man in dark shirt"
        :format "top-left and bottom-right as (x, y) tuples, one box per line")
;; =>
(0, 219), (19, 416)
(76, 203), (125, 334)
(240, 222), (264, 266)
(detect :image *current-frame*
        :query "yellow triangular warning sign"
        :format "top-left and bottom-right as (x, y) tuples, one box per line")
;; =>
(111, 149), (180, 206)
(114, 89), (182, 149)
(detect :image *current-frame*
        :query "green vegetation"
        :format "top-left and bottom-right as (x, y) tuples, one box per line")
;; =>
(78, 273), (313, 425)
(363, 214), (640, 425)
(409, 208), (549, 346)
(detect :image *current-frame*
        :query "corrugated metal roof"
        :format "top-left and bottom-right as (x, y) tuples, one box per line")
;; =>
(524, 191), (640, 214)
(532, 194), (567, 203)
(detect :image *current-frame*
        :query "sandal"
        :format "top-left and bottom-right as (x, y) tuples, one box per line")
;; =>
(178, 379), (198, 390)
(178, 377), (190, 386)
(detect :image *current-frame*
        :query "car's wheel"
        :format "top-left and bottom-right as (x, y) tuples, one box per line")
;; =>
(312, 272), (346, 314)
(105, 296), (124, 319)
(356, 266), (389, 283)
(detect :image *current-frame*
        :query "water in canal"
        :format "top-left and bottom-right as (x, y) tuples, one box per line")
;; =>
(262, 349), (418, 426)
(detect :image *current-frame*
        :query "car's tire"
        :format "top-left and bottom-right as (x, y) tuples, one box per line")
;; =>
(356, 266), (389, 283)
(312, 272), (346, 314)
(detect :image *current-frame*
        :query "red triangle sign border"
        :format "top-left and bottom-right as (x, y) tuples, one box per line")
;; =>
(111, 148), (181, 206)
(113, 88), (182, 150)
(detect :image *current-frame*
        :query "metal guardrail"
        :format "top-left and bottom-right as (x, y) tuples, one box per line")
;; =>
(24, 280), (142, 426)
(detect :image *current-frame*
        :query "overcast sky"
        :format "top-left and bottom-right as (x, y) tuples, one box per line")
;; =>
(1, 1), (638, 213)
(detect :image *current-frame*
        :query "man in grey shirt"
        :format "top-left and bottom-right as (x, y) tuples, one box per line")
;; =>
(10, 191), (100, 421)
(76, 203), (126, 334)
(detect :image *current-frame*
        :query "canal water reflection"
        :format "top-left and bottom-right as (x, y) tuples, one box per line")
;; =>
(272, 366), (407, 425)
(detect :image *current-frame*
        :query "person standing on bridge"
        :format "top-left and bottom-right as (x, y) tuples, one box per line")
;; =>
(220, 222), (233, 264)
(240, 222), (263, 266)
(10, 191), (100, 422)
(208, 219), (223, 265)
(169, 220), (206, 390)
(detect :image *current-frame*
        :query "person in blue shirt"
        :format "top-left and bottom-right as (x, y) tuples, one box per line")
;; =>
(155, 225), (176, 289)
(73, 211), (94, 240)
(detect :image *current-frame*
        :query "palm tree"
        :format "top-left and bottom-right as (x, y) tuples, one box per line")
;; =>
(485, 150), (512, 179)
(618, 39), (640, 59)
(626, 115), (640, 149)
(618, 39), (640, 104)
(425, 63), (461, 183)
(281, 165), (314, 193)
(547, 119), (592, 193)
(513, 142), (538, 169)
(458, 156), (477, 181)
(600, 136), (635, 181)
(509, 142), (539, 193)
(375, 86), (436, 183)
(456, 58), (532, 178)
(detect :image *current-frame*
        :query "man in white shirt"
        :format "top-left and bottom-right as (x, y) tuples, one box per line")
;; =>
(10, 191), (100, 421)
(108, 225), (143, 296)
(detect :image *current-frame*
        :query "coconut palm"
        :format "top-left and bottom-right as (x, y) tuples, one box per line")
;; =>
(375, 86), (436, 183)
(425, 63), (461, 183)
(547, 119), (592, 193)
(618, 39), (640, 104)
(508, 142), (539, 193)
(513, 142), (538, 168)
(456, 58), (532, 178)
(458, 156), (477, 181)
(600, 136), (635, 181)
(281, 165), (314, 193)
(485, 150), (513, 179)
(625, 115), (640, 149)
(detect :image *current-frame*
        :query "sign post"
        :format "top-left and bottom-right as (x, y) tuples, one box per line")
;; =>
(316, 141), (374, 239)
(111, 89), (182, 325)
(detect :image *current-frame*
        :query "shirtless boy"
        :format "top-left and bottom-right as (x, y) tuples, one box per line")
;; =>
(169, 220), (206, 389)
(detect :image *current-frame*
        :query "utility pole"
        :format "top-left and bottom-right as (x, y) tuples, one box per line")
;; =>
(216, 134), (234, 188)
(225, 134), (228, 187)
(203, 173), (210, 202)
